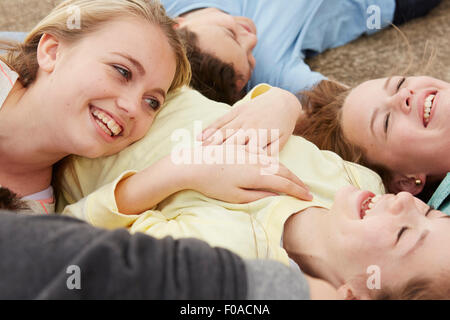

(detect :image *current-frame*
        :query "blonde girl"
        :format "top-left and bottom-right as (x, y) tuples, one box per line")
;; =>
(0, 0), (191, 214)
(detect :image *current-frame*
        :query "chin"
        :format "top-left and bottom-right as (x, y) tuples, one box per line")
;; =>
(77, 147), (107, 159)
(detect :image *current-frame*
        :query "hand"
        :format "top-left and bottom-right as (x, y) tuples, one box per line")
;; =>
(180, 145), (313, 203)
(115, 145), (312, 215)
(197, 87), (303, 156)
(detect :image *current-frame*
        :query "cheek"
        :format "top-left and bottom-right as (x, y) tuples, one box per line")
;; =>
(341, 220), (394, 257)
(387, 127), (433, 164)
(130, 115), (154, 142)
(53, 67), (118, 108)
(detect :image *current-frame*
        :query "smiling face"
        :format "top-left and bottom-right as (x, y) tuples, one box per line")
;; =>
(179, 8), (257, 92)
(328, 185), (450, 292)
(38, 17), (177, 158)
(342, 76), (450, 177)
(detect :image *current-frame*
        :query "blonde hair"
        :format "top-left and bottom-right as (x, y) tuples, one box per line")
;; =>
(1, 0), (192, 202)
(1, 0), (191, 91)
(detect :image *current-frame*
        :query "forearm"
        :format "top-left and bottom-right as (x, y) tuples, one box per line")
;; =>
(115, 156), (188, 215)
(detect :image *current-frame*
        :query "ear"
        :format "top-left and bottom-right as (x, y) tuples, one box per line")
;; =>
(36, 33), (60, 73)
(337, 281), (371, 300)
(174, 17), (187, 29)
(387, 172), (427, 195)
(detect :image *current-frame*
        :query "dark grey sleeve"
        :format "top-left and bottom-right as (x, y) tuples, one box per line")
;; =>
(244, 260), (310, 300)
(0, 211), (247, 299)
(0, 211), (310, 300)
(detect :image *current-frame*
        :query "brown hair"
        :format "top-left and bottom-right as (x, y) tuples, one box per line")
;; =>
(294, 80), (357, 161)
(371, 274), (450, 300)
(0, 187), (27, 211)
(177, 27), (245, 104)
(296, 79), (392, 185)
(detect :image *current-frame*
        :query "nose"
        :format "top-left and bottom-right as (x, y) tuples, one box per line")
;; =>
(392, 88), (414, 114)
(116, 94), (141, 119)
(248, 33), (257, 52)
(234, 17), (258, 51)
(387, 192), (414, 215)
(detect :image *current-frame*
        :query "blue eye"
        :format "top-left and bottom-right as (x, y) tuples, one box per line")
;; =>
(145, 98), (160, 111)
(114, 65), (131, 81)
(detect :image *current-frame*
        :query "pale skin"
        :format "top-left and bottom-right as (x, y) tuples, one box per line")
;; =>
(176, 8), (257, 92)
(0, 17), (177, 197)
(204, 74), (450, 195)
(199, 86), (305, 155)
(0, 13), (311, 210)
(283, 185), (450, 299)
(115, 87), (312, 215)
(342, 76), (450, 194)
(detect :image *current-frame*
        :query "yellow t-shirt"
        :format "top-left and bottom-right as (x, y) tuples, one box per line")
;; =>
(59, 85), (384, 265)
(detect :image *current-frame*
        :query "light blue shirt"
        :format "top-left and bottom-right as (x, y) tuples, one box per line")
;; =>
(0, 31), (26, 42)
(161, 0), (396, 94)
(428, 173), (450, 215)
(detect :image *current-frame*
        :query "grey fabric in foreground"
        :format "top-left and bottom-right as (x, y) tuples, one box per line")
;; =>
(0, 211), (247, 299)
(245, 259), (310, 300)
(0, 211), (310, 300)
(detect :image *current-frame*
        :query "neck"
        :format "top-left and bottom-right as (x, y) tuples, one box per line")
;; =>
(283, 207), (344, 289)
(0, 80), (66, 194)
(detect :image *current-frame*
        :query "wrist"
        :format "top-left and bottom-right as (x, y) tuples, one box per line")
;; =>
(276, 87), (303, 120)
(164, 152), (199, 191)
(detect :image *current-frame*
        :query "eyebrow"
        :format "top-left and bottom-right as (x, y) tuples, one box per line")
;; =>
(404, 215), (450, 257)
(223, 27), (239, 44)
(112, 52), (146, 77)
(370, 107), (379, 138)
(404, 229), (429, 257)
(384, 77), (393, 90)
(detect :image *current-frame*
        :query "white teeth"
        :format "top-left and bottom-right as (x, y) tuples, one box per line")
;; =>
(92, 108), (122, 136)
(371, 195), (382, 203)
(423, 94), (435, 125)
(361, 195), (382, 218)
(95, 119), (113, 136)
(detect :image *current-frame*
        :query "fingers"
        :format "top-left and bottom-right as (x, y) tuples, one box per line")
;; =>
(236, 189), (280, 203)
(205, 127), (278, 152)
(274, 163), (310, 191)
(260, 175), (313, 201)
(224, 129), (250, 146)
(244, 162), (313, 201)
(264, 137), (282, 156)
(197, 109), (238, 142)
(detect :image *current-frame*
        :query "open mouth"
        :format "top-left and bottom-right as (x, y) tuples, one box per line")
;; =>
(359, 194), (382, 219)
(90, 105), (123, 138)
(422, 92), (437, 128)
